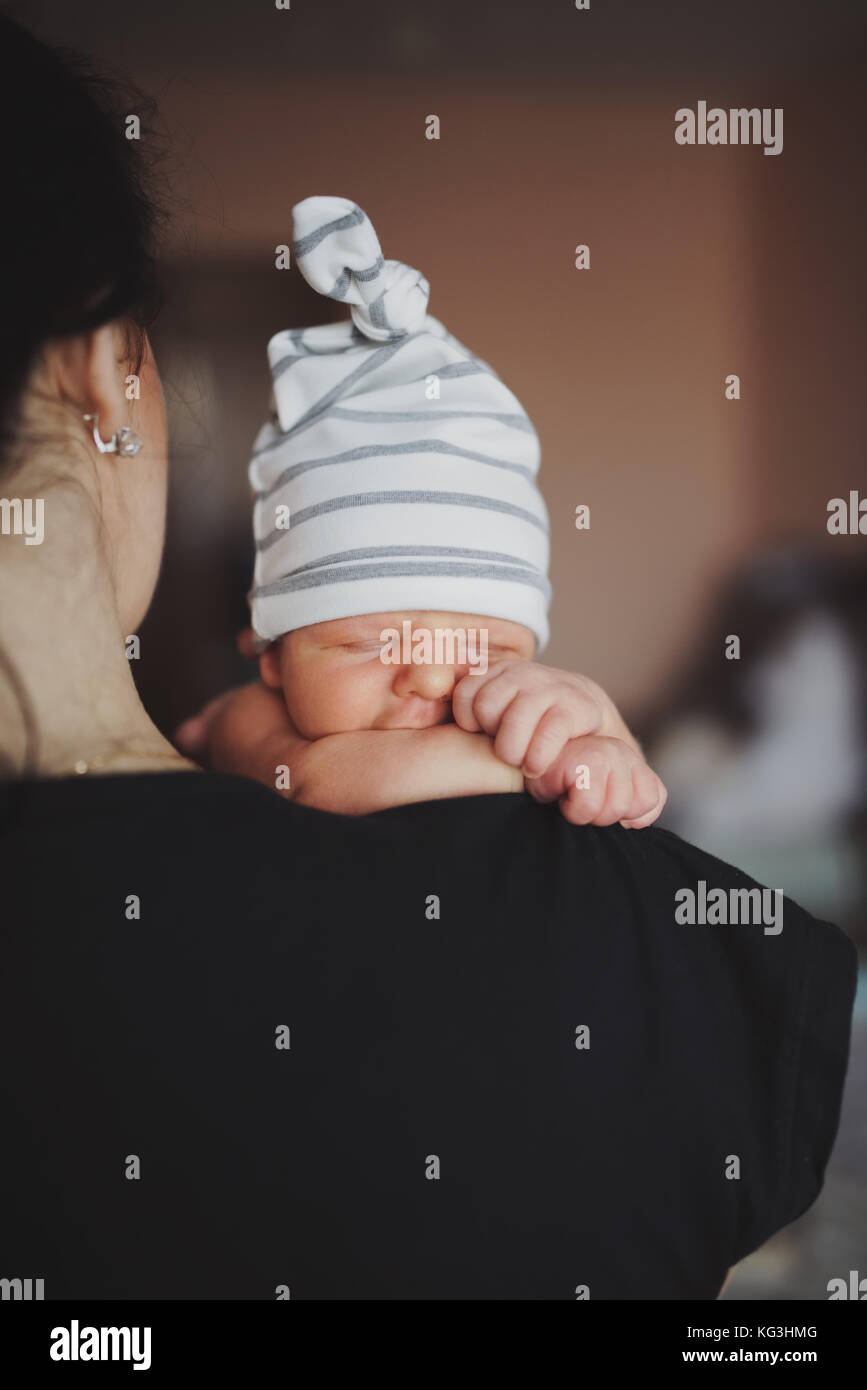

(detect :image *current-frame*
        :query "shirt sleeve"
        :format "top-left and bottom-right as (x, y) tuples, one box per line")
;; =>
(771, 911), (857, 1238)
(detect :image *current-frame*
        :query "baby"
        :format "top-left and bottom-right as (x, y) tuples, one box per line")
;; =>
(179, 196), (665, 827)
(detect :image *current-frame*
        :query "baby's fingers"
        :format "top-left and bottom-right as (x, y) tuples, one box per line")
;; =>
(451, 664), (511, 733)
(519, 706), (576, 778)
(175, 690), (237, 758)
(620, 770), (668, 829)
(530, 736), (667, 830)
(562, 748), (635, 826)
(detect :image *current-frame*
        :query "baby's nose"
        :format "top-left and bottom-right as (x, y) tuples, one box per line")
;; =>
(394, 661), (459, 702)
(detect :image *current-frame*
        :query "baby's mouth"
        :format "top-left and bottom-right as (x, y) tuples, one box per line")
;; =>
(378, 698), (454, 730)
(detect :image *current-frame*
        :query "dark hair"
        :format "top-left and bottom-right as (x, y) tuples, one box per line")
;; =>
(0, 9), (168, 469)
(0, 11), (169, 785)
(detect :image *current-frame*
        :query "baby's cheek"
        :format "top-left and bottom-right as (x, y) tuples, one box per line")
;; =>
(335, 663), (395, 732)
(287, 662), (386, 738)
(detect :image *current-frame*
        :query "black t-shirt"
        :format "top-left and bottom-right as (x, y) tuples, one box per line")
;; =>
(0, 772), (856, 1300)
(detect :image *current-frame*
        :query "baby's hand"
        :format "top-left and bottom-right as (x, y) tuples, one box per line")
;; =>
(524, 735), (666, 828)
(175, 680), (309, 785)
(451, 659), (666, 827)
(451, 659), (635, 771)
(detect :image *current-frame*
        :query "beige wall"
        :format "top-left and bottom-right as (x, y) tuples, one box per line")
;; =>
(145, 67), (865, 712)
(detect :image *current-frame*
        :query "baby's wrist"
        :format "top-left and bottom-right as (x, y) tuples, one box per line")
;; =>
(293, 721), (523, 814)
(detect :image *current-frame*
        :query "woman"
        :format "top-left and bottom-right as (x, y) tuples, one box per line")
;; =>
(0, 14), (854, 1301)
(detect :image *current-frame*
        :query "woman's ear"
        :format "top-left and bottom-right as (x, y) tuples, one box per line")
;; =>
(259, 642), (283, 690)
(50, 321), (129, 440)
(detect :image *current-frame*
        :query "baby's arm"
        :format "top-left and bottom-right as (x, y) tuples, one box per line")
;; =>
(293, 722), (523, 814)
(176, 682), (522, 815)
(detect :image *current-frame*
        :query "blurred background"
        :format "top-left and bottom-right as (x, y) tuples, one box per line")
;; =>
(20, 0), (867, 1298)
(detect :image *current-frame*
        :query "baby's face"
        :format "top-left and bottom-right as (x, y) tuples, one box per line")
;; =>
(260, 610), (535, 739)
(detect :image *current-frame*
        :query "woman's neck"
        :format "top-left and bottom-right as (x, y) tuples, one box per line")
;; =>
(0, 481), (183, 777)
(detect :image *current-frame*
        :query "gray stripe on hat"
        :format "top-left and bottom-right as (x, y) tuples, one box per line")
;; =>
(427, 361), (492, 379)
(269, 303), (495, 400)
(328, 407), (534, 431)
(286, 333), (415, 434)
(251, 558), (552, 599)
(329, 255), (386, 298)
(293, 205), (365, 258)
(285, 543), (540, 576)
(271, 354), (304, 382)
(271, 326), (364, 377)
(285, 327), (364, 348)
(256, 439), (537, 495)
(354, 270), (429, 338)
(258, 378), (516, 449)
(272, 344), (357, 379)
(267, 349), (500, 426)
(328, 269), (351, 300)
(257, 489), (549, 547)
(353, 255), (387, 283)
(366, 288), (391, 333)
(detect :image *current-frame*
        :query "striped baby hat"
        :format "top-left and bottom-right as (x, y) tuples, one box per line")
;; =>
(248, 195), (551, 651)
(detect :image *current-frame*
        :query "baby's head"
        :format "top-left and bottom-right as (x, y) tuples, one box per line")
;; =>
(247, 195), (551, 737)
(259, 609), (535, 739)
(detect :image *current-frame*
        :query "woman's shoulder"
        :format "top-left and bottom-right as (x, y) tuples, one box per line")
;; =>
(0, 770), (310, 864)
(0, 768), (282, 823)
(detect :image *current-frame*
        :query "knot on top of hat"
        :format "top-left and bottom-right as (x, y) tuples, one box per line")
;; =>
(291, 195), (430, 341)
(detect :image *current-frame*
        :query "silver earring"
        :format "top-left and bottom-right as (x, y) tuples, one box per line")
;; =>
(83, 412), (143, 457)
